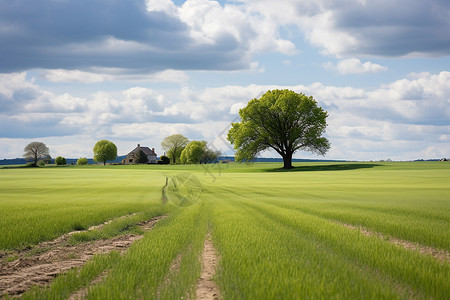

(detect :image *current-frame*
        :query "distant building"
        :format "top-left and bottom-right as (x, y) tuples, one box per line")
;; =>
(122, 144), (157, 164)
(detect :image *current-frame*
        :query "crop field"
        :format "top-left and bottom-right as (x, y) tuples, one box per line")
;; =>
(0, 162), (449, 299)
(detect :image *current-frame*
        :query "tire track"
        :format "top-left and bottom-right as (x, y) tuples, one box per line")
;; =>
(196, 233), (220, 300)
(338, 222), (450, 263)
(0, 215), (166, 298)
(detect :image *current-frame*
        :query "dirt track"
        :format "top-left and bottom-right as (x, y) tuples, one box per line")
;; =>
(196, 233), (220, 300)
(0, 216), (165, 298)
(340, 222), (450, 263)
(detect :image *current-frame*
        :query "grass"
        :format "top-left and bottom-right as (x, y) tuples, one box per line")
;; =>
(68, 212), (157, 244)
(1, 161), (449, 298)
(0, 167), (173, 250)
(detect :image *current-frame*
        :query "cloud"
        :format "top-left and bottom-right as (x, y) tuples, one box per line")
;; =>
(0, 0), (246, 72)
(240, 0), (450, 58)
(40, 68), (189, 83)
(324, 58), (387, 74)
(0, 72), (86, 114)
(0, 0), (298, 74)
(324, 0), (450, 57)
(146, 0), (177, 15)
(177, 0), (296, 55)
(2, 0), (447, 79)
(1, 71), (449, 160)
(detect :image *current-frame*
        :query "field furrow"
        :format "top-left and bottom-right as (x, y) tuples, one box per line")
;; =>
(229, 197), (449, 298)
(1, 215), (166, 298)
(196, 232), (221, 300)
(1, 162), (448, 299)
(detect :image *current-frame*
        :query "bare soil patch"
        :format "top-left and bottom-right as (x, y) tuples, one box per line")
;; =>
(340, 222), (450, 263)
(196, 233), (220, 300)
(0, 215), (166, 298)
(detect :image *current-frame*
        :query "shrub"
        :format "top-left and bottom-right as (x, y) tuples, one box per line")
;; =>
(55, 156), (66, 165)
(77, 157), (88, 165)
(159, 155), (170, 164)
(37, 160), (46, 167)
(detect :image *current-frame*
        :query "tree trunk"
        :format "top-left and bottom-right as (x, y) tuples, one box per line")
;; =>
(282, 152), (293, 169)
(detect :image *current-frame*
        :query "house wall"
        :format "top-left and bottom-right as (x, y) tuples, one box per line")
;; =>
(125, 153), (134, 164)
(123, 145), (157, 164)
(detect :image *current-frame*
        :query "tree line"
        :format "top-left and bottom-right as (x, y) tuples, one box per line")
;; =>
(23, 90), (330, 169)
(23, 136), (221, 166)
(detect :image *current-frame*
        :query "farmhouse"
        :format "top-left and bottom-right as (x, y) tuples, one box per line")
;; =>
(122, 144), (157, 164)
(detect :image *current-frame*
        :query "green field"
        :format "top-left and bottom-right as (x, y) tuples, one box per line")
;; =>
(1, 162), (449, 299)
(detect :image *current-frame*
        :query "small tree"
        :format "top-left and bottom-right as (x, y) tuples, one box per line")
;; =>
(23, 141), (50, 167)
(77, 157), (88, 165)
(55, 156), (66, 165)
(180, 141), (206, 164)
(179, 141), (220, 164)
(93, 140), (118, 165)
(202, 147), (221, 163)
(161, 134), (189, 164)
(227, 89), (330, 169)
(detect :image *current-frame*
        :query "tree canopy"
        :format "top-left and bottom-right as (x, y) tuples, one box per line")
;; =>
(77, 157), (88, 165)
(180, 140), (220, 164)
(55, 156), (66, 165)
(161, 134), (189, 164)
(93, 140), (117, 165)
(23, 141), (50, 167)
(227, 89), (330, 169)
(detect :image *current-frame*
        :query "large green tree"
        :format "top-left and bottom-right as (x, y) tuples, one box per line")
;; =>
(161, 134), (189, 164)
(23, 141), (50, 167)
(93, 140), (117, 165)
(227, 89), (330, 169)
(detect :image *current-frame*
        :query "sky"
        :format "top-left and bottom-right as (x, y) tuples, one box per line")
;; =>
(1, 0), (449, 161)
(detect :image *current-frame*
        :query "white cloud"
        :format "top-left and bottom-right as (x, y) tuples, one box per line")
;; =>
(146, 0), (177, 15)
(240, 0), (450, 58)
(325, 58), (387, 74)
(176, 0), (296, 55)
(229, 102), (246, 114)
(41, 70), (109, 83)
(0, 0), (246, 72)
(0, 72), (34, 99)
(1, 71), (449, 161)
(0, 0), (299, 74)
(41, 69), (189, 84)
(1, 0), (449, 83)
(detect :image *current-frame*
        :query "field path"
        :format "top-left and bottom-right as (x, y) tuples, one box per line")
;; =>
(340, 222), (450, 263)
(196, 233), (220, 300)
(0, 215), (165, 298)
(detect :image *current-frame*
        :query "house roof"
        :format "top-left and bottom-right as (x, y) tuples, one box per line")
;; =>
(128, 145), (157, 156)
